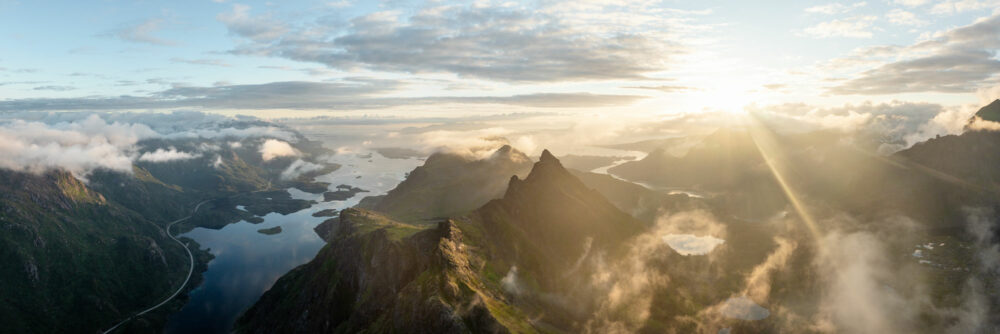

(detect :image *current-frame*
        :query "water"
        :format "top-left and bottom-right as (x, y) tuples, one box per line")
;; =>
(717, 296), (770, 320)
(164, 150), (422, 334)
(662, 233), (725, 256)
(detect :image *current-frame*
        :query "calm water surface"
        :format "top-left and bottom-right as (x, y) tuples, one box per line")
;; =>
(164, 150), (422, 334)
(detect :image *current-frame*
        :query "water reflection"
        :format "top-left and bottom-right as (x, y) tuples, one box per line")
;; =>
(717, 296), (770, 320)
(662, 233), (725, 255)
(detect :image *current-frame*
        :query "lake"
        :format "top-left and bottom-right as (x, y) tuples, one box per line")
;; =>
(163, 149), (422, 334)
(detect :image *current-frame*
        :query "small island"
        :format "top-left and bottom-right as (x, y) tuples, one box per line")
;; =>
(324, 184), (368, 201)
(256, 226), (282, 235)
(312, 209), (338, 217)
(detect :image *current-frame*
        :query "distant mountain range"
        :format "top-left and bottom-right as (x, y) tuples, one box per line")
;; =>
(237, 150), (654, 333)
(6, 101), (1000, 333)
(237, 101), (1000, 333)
(0, 122), (336, 333)
(357, 145), (532, 223)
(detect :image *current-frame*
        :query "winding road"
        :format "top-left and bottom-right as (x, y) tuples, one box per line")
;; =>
(102, 200), (211, 334)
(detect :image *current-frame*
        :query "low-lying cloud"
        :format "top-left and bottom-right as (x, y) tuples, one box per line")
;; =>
(0, 111), (303, 179)
(260, 139), (299, 161)
(138, 147), (201, 162)
(279, 158), (322, 180)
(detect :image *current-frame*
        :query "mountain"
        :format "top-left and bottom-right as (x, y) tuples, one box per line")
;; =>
(0, 124), (339, 333)
(236, 150), (654, 333)
(900, 101), (1000, 191)
(970, 99), (1000, 123)
(0, 169), (195, 333)
(604, 122), (1000, 228)
(569, 170), (707, 223)
(357, 145), (532, 223)
(470, 150), (647, 288)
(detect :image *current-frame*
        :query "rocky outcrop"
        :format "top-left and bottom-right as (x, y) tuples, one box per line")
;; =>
(240, 150), (659, 333)
(356, 145), (532, 223)
(237, 208), (510, 333)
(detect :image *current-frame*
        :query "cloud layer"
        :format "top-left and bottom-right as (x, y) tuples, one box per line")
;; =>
(221, 3), (682, 82)
(829, 13), (1000, 95)
(0, 111), (301, 179)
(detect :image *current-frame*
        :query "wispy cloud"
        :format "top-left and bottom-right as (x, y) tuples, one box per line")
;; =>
(218, 3), (688, 82)
(0, 80), (645, 111)
(930, 0), (1000, 15)
(886, 9), (928, 26)
(828, 13), (1000, 94)
(805, 2), (867, 15)
(625, 85), (697, 93)
(32, 85), (75, 91)
(102, 18), (176, 46)
(802, 16), (878, 38)
(170, 58), (231, 67)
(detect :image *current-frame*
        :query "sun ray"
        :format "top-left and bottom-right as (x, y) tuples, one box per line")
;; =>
(744, 113), (823, 242)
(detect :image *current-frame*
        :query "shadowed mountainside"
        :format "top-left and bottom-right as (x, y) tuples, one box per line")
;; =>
(356, 145), (533, 223)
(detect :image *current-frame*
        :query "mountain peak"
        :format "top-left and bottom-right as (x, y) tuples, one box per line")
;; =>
(539, 149), (557, 163)
(973, 99), (1000, 123)
(489, 144), (530, 164)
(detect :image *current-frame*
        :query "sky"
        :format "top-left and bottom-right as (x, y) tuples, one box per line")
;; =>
(1, 0), (999, 119)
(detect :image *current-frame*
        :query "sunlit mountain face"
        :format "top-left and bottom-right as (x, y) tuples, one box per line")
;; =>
(3, 1), (1000, 333)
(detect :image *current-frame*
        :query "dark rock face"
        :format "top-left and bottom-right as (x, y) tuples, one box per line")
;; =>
(238, 151), (656, 333)
(473, 150), (648, 292)
(237, 209), (506, 334)
(971, 99), (1000, 123)
(356, 145), (533, 223)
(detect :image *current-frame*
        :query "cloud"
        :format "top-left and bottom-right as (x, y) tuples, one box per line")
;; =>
(930, 0), (1000, 14)
(500, 266), (524, 296)
(805, 2), (867, 14)
(828, 13), (1000, 94)
(966, 116), (1000, 131)
(747, 100), (972, 153)
(170, 57), (231, 67)
(217, 4), (287, 43)
(801, 16), (877, 38)
(886, 9), (927, 26)
(977, 85), (1000, 104)
(102, 18), (175, 46)
(33, 85), (76, 91)
(0, 111), (302, 179)
(138, 147), (200, 162)
(0, 80), (643, 111)
(260, 139), (299, 161)
(219, 3), (686, 82)
(0, 115), (157, 178)
(625, 85), (697, 93)
(279, 158), (322, 180)
(584, 210), (728, 333)
(893, 0), (929, 6)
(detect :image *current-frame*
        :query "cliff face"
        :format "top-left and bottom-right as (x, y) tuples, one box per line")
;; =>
(237, 208), (510, 334)
(471, 150), (647, 291)
(238, 151), (657, 333)
(357, 145), (532, 223)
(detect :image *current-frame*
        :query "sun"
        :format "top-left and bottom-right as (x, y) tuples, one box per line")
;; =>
(689, 80), (759, 115)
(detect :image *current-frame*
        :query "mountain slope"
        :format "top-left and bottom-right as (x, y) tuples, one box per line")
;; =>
(237, 150), (653, 333)
(357, 145), (532, 223)
(0, 124), (338, 333)
(0, 169), (193, 333)
(469, 150), (646, 291)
